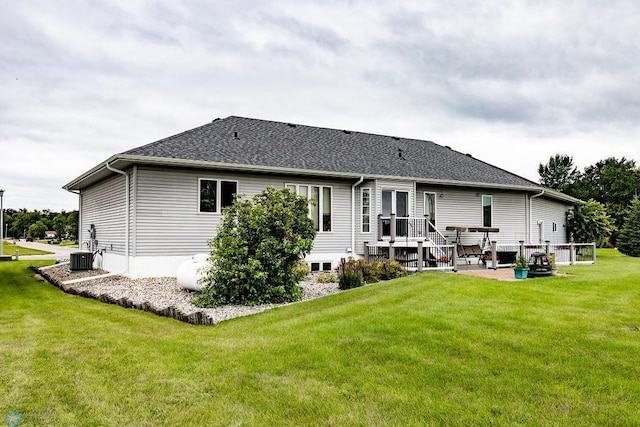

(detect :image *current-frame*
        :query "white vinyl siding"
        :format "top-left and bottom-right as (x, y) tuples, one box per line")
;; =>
(417, 186), (530, 245)
(80, 173), (127, 255)
(132, 167), (350, 256)
(531, 197), (571, 244)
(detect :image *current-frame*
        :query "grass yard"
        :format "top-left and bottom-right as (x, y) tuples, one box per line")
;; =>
(2, 241), (54, 256)
(1, 250), (639, 425)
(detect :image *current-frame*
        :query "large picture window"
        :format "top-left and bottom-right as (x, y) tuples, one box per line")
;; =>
(362, 188), (371, 233)
(286, 183), (332, 232)
(199, 179), (237, 213)
(482, 195), (493, 227)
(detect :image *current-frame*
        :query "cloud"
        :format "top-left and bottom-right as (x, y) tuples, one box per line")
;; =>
(1, 0), (640, 210)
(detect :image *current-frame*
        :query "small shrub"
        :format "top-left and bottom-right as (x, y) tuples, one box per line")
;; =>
(332, 257), (408, 286)
(338, 257), (382, 283)
(363, 261), (383, 283)
(372, 260), (408, 280)
(293, 261), (310, 282)
(337, 258), (364, 290)
(338, 270), (364, 290)
(317, 272), (337, 283)
(340, 258), (366, 274)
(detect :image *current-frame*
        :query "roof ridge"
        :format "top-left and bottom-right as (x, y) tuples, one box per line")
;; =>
(226, 115), (438, 145)
(225, 116), (538, 185)
(118, 115), (538, 189)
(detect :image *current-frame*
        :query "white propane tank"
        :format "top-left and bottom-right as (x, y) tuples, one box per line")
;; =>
(177, 254), (211, 291)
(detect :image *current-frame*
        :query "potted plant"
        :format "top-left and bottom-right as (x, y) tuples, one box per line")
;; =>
(513, 255), (529, 279)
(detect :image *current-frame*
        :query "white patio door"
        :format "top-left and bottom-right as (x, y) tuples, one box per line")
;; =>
(382, 190), (409, 236)
(424, 192), (436, 232)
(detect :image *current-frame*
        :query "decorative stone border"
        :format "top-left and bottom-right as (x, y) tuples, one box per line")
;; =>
(34, 266), (219, 325)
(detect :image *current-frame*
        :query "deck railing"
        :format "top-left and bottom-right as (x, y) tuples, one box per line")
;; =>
(365, 240), (595, 272)
(366, 241), (456, 271)
(493, 241), (596, 266)
(377, 215), (447, 245)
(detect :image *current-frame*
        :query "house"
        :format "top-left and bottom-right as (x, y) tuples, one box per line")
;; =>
(45, 230), (56, 239)
(63, 116), (583, 278)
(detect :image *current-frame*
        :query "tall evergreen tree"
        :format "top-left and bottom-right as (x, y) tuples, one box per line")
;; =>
(617, 199), (640, 257)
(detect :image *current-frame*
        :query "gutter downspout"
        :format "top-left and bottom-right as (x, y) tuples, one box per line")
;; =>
(106, 161), (130, 275)
(351, 176), (365, 256)
(529, 190), (545, 243)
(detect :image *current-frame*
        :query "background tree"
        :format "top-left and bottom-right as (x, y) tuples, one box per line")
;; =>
(538, 154), (580, 192)
(616, 199), (640, 257)
(4, 209), (78, 241)
(194, 187), (317, 307)
(27, 220), (47, 239)
(52, 213), (68, 240)
(66, 211), (79, 240)
(566, 200), (613, 245)
(566, 157), (640, 232)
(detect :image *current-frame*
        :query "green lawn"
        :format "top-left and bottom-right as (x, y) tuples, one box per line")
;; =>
(2, 241), (54, 256)
(1, 250), (639, 425)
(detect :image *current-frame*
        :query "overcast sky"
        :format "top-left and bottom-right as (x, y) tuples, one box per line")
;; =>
(1, 0), (639, 211)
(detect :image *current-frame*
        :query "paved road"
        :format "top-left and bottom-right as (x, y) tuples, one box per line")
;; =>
(4, 240), (79, 260)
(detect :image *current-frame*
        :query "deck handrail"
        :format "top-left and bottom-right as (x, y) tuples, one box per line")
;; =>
(377, 215), (448, 245)
(494, 241), (596, 265)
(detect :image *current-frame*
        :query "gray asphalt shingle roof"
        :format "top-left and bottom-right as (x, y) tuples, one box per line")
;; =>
(123, 116), (538, 187)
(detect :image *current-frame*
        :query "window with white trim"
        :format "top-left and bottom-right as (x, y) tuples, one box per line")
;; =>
(362, 188), (371, 233)
(199, 179), (238, 213)
(285, 183), (332, 232)
(482, 195), (492, 227)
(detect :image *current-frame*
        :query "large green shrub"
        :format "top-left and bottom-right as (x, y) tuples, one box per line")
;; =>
(617, 199), (640, 257)
(193, 187), (317, 307)
(567, 200), (613, 246)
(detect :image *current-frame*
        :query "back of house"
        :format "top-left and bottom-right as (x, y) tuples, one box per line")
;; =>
(64, 116), (581, 278)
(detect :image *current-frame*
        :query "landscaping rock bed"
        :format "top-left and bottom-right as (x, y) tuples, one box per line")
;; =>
(36, 263), (340, 325)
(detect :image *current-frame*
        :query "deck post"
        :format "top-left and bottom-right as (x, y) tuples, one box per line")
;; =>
(389, 242), (395, 262)
(570, 242), (575, 265)
(491, 241), (497, 270)
(417, 241), (423, 272)
(545, 240), (550, 255)
(364, 241), (369, 263)
(377, 214), (383, 241)
(519, 240), (525, 258)
(450, 238), (458, 272)
(389, 213), (396, 243)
